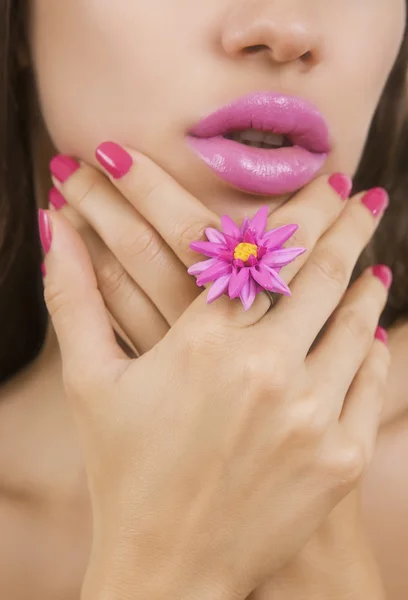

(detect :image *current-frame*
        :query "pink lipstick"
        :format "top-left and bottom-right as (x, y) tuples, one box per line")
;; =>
(187, 91), (330, 196)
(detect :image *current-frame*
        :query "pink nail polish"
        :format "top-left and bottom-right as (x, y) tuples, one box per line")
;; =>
(372, 264), (393, 290)
(41, 262), (46, 277)
(49, 187), (66, 210)
(362, 188), (389, 217)
(38, 209), (52, 254)
(375, 326), (388, 346)
(95, 141), (133, 179)
(328, 173), (352, 200)
(50, 155), (80, 183)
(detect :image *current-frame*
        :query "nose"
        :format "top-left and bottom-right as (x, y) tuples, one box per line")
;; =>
(221, 1), (322, 67)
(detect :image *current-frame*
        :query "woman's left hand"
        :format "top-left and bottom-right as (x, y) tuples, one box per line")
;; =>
(247, 489), (386, 600)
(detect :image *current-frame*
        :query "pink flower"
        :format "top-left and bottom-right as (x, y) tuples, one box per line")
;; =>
(188, 206), (307, 311)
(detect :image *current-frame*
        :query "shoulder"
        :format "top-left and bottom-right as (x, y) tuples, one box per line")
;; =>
(362, 412), (408, 600)
(379, 317), (408, 428)
(361, 317), (408, 600)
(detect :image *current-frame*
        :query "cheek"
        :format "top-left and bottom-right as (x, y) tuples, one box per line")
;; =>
(327, 2), (406, 174)
(29, 1), (174, 158)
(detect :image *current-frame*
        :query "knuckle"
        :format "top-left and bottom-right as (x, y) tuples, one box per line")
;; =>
(118, 227), (163, 263)
(172, 219), (208, 246)
(70, 171), (100, 210)
(330, 443), (366, 486)
(337, 307), (372, 346)
(43, 281), (71, 322)
(98, 261), (129, 298)
(285, 398), (326, 442)
(311, 249), (350, 290)
(242, 352), (288, 400)
(284, 226), (313, 253)
(130, 171), (168, 206)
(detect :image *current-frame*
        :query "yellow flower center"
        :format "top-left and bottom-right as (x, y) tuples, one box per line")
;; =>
(233, 242), (258, 262)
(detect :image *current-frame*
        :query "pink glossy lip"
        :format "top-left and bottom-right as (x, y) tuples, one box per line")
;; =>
(187, 91), (331, 196)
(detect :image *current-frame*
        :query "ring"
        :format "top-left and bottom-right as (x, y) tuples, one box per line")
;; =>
(187, 206), (307, 312)
(263, 290), (280, 310)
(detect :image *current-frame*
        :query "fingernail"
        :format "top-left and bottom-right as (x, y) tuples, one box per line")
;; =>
(41, 262), (46, 277)
(38, 209), (52, 254)
(50, 155), (80, 183)
(361, 188), (389, 217)
(372, 264), (393, 290)
(95, 141), (133, 179)
(375, 326), (388, 346)
(49, 187), (66, 210)
(328, 173), (352, 200)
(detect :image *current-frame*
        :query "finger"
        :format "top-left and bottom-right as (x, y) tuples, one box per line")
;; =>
(91, 143), (351, 326)
(39, 209), (127, 389)
(339, 333), (390, 464)
(306, 264), (391, 417)
(93, 142), (220, 267)
(92, 144), (351, 278)
(260, 188), (389, 357)
(49, 157), (199, 325)
(50, 197), (169, 354)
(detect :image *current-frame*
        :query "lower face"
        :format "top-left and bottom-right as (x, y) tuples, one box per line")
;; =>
(28, 0), (405, 220)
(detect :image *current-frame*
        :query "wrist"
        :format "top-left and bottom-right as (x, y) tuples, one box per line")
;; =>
(81, 559), (242, 600)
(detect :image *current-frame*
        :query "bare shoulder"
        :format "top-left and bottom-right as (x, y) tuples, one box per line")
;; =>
(379, 317), (408, 427)
(359, 318), (408, 599)
(362, 412), (408, 600)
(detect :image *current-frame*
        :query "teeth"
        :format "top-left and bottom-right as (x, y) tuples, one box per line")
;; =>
(229, 129), (286, 148)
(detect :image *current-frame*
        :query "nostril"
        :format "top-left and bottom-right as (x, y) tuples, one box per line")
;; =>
(244, 44), (270, 54)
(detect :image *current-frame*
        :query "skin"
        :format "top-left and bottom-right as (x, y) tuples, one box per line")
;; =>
(0, 0), (407, 598)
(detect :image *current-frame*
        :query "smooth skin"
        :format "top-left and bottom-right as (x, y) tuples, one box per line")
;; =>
(0, 0), (406, 598)
(42, 152), (389, 599)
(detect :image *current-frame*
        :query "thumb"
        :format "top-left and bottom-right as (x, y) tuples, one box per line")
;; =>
(39, 209), (126, 384)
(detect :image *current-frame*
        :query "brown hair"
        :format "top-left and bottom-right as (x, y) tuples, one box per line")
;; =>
(0, 1), (408, 383)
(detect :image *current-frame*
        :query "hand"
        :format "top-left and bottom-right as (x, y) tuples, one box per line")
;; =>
(41, 145), (390, 599)
(248, 489), (386, 600)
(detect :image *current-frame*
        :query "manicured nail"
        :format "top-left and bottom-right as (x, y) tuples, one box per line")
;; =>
(375, 326), (388, 346)
(361, 188), (389, 217)
(328, 173), (352, 200)
(38, 209), (52, 254)
(372, 264), (393, 290)
(49, 187), (66, 210)
(50, 155), (80, 183)
(95, 141), (133, 179)
(41, 262), (46, 277)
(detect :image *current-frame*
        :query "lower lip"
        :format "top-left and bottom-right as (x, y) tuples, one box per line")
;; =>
(187, 136), (328, 196)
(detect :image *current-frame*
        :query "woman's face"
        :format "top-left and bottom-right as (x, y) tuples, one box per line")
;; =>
(28, 0), (406, 217)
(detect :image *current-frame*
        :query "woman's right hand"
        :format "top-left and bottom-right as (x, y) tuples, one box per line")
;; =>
(40, 171), (391, 600)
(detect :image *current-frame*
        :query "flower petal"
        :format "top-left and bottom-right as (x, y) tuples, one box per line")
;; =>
(243, 229), (257, 244)
(205, 227), (226, 244)
(207, 274), (231, 304)
(190, 241), (227, 258)
(240, 217), (250, 236)
(224, 233), (241, 251)
(264, 266), (292, 296)
(218, 249), (234, 261)
(249, 205), (269, 236)
(250, 264), (275, 291)
(262, 224), (299, 250)
(240, 276), (257, 311)
(261, 247), (307, 268)
(197, 261), (233, 286)
(221, 214), (241, 238)
(228, 267), (250, 299)
(188, 258), (218, 276)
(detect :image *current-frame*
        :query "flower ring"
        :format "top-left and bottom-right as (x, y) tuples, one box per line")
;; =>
(188, 206), (307, 311)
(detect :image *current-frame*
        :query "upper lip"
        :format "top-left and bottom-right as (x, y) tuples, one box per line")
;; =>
(188, 91), (331, 154)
